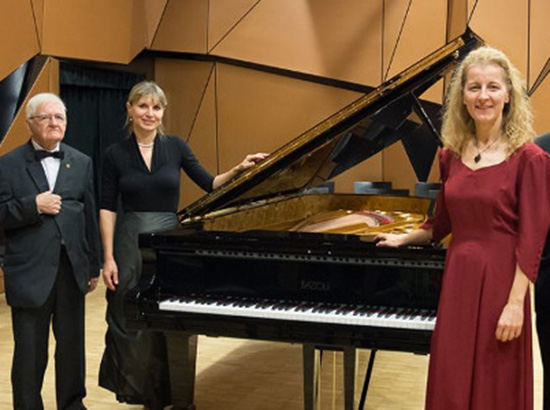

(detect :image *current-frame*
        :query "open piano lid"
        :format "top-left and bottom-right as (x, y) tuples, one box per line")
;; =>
(180, 29), (482, 221)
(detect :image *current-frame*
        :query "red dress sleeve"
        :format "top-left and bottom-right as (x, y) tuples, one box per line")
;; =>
(421, 148), (452, 242)
(515, 146), (550, 282)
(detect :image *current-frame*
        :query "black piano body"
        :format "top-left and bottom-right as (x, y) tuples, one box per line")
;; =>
(125, 30), (482, 410)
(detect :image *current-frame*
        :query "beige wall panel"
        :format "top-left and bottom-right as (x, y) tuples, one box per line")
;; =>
(150, 0), (208, 53)
(212, 0), (383, 86)
(31, 0), (44, 45)
(531, 78), (550, 136)
(155, 58), (214, 140)
(154, 58), (217, 207)
(468, 0), (476, 16)
(447, 0), (468, 41)
(384, 0), (447, 103)
(0, 0), (39, 81)
(469, 2), (528, 76)
(144, 0), (169, 47)
(209, 0), (259, 51)
(0, 59), (59, 155)
(333, 153), (383, 193)
(215, 64), (362, 189)
(382, 0), (411, 82)
(529, 0), (550, 88)
(382, 143), (417, 193)
(181, 79), (219, 208)
(41, 0), (147, 64)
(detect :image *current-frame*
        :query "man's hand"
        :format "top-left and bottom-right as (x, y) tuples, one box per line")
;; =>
(102, 258), (119, 291)
(88, 277), (99, 293)
(36, 191), (62, 215)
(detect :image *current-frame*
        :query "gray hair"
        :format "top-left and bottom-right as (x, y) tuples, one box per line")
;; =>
(25, 93), (66, 119)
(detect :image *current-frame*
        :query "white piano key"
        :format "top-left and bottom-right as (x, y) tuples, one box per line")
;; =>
(159, 296), (436, 331)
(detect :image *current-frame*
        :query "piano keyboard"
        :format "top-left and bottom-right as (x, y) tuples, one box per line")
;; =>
(159, 295), (436, 331)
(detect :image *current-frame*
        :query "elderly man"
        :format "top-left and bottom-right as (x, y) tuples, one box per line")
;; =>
(0, 92), (100, 410)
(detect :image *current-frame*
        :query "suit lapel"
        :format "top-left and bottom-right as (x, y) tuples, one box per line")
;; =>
(53, 143), (73, 192)
(24, 143), (50, 192)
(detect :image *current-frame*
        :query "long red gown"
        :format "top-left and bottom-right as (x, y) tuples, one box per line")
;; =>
(423, 143), (550, 410)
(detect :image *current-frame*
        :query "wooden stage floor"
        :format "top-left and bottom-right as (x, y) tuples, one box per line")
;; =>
(0, 284), (543, 409)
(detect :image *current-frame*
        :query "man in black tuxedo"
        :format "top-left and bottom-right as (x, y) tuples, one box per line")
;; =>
(0, 93), (100, 410)
(535, 132), (550, 410)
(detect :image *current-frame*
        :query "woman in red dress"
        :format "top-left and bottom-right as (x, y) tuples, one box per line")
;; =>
(376, 46), (550, 409)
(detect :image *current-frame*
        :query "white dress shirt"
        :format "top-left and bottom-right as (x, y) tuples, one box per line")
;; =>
(31, 140), (61, 190)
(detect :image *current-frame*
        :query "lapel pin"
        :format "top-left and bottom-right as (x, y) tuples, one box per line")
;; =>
(66, 163), (71, 169)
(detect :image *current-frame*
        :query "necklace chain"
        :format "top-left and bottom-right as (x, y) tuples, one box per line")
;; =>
(137, 141), (154, 148)
(474, 137), (500, 163)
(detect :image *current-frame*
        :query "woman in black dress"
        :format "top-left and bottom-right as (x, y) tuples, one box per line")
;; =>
(98, 81), (266, 409)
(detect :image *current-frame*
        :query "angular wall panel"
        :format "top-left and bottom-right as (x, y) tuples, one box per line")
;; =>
(144, 0), (169, 47)
(384, 0), (447, 103)
(181, 77), (218, 207)
(0, 0), (40, 82)
(383, 142), (417, 191)
(1, 58), (59, 155)
(41, 0), (148, 64)
(31, 0), (44, 45)
(469, 0), (528, 76)
(150, 0), (209, 53)
(530, 78), (550, 136)
(529, 0), (550, 90)
(446, 0), (468, 41)
(215, 63), (362, 192)
(155, 59), (214, 143)
(211, 0), (384, 86)
(383, 0), (412, 82)
(208, 0), (259, 52)
(154, 58), (217, 207)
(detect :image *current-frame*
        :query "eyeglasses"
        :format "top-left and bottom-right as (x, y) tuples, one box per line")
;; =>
(30, 114), (66, 123)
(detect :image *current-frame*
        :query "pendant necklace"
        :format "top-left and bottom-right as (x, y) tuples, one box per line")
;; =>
(474, 137), (500, 163)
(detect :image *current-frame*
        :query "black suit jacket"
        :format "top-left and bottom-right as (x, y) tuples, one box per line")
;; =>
(0, 141), (100, 307)
(535, 133), (550, 314)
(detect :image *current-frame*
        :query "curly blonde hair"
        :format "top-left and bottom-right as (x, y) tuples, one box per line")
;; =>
(441, 46), (533, 157)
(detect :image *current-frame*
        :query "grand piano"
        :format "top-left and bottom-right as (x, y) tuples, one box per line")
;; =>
(125, 30), (482, 410)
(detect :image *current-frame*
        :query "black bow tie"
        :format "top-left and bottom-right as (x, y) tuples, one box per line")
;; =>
(35, 150), (64, 161)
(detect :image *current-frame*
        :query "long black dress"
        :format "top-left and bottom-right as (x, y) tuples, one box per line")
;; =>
(98, 134), (213, 410)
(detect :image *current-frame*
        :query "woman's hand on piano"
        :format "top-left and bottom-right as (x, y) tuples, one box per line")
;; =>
(213, 152), (269, 189)
(374, 233), (406, 247)
(375, 228), (433, 247)
(234, 152), (269, 173)
(102, 258), (119, 291)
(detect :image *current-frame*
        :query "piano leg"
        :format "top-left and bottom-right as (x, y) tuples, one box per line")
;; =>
(302, 344), (320, 410)
(303, 345), (357, 410)
(165, 332), (198, 410)
(358, 349), (377, 410)
(343, 347), (357, 410)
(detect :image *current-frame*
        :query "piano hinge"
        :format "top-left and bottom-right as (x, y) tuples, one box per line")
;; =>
(194, 249), (444, 269)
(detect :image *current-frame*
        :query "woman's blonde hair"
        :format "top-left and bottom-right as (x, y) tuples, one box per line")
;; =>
(441, 46), (533, 157)
(125, 81), (168, 135)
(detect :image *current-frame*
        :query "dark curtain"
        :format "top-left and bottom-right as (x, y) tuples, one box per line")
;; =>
(60, 63), (145, 200)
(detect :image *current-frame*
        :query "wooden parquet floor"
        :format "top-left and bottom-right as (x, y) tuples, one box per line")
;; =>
(0, 284), (543, 409)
